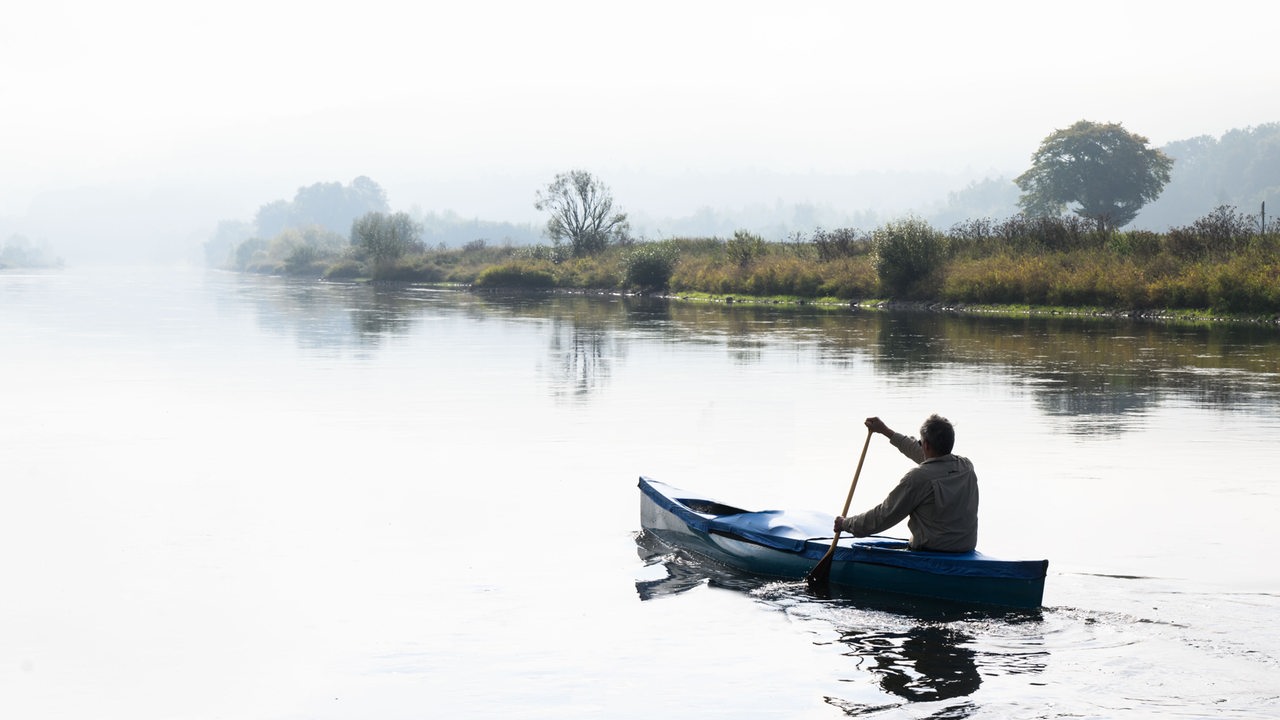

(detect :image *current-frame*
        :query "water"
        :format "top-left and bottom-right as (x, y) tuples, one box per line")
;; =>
(2, 267), (1278, 719)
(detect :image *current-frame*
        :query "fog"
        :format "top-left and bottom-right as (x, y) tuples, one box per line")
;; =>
(2, 1), (1276, 264)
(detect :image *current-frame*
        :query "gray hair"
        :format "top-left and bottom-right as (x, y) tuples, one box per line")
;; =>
(920, 414), (955, 455)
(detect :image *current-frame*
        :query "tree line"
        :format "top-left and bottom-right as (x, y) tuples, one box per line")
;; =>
(207, 120), (1279, 316)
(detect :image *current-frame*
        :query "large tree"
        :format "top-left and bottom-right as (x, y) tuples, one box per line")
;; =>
(1015, 120), (1173, 234)
(534, 170), (629, 256)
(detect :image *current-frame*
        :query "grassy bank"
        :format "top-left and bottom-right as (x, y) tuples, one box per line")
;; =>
(236, 211), (1280, 324)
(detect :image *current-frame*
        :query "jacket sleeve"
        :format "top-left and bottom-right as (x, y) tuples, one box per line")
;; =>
(890, 432), (926, 464)
(842, 474), (928, 537)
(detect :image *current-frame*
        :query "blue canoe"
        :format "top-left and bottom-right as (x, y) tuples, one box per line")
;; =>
(639, 476), (1048, 609)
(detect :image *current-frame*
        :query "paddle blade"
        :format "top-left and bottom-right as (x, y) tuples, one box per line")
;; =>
(805, 549), (836, 587)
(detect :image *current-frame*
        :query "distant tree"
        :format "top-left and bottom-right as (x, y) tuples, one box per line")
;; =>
(1, 234), (59, 268)
(930, 177), (1020, 229)
(1136, 123), (1280, 229)
(534, 170), (629, 256)
(290, 181), (348, 232)
(1016, 120), (1173, 234)
(254, 199), (293, 239)
(203, 220), (254, 268)
(351, 211), (424, 271)
(348, 176), (389, 215)
(291, 176), (390, 234)
(234, 237), (269, 270)
(253, 177), (391, 238)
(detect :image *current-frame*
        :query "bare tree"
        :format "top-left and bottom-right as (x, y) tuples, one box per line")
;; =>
(534, 170), (629, 256)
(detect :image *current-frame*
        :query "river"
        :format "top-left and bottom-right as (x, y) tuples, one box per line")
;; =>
(2, 267), (1277, 719)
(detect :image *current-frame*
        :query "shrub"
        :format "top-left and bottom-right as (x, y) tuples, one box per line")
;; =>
(872, 217), (948, 298)
(376, 257), (446, 282)
(624, 243), (678, 290)
(1166, 205), (1259, 260)
(283, 244), (322, 275)
(812, 227), (868, 261)
(474, 261), (556, 289)
(726, 230), (767, 267)
(1191, 205), (1256, 256)
(323, 258), (365, 280)
(1110, 230), (1162, 258)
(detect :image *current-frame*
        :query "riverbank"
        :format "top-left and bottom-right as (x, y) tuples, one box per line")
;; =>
(533, 286), (1280, 327)
(227, 211), (1280, 324)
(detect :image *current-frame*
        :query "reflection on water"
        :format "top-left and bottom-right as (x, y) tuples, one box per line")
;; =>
(634, 531), (1046, 713)
(837, 626), (982, 705)
(542, 312), (623, 400)
(234, 278), (1280, 431)
(633, 529), (768, 600)
(231, 275), (430, 353)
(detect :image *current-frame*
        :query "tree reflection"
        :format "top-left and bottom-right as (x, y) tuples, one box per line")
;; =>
(238, 279), (1280, 428)
(545, 320), (617, 400)
(233, 275), (427, 352)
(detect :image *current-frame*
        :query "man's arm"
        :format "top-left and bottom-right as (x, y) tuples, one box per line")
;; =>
(837, 474), (927, 537)
(865, 416), (925, 464)
(890, 432), (927, 464)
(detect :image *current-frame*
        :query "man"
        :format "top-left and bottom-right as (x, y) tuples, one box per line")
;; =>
(833, 415), (979, 553)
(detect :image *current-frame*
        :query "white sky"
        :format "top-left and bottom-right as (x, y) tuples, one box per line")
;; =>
(1, 0), (1276, 231)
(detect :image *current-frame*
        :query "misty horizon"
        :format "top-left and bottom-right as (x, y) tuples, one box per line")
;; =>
(3, 1), (1276, 264)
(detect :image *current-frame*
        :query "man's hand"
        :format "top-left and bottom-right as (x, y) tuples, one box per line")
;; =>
(865, 416), (892, 437)
(833, 516), (845, 533)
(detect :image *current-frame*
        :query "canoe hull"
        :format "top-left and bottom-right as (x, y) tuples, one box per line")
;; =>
(639, 476), (1047, 609)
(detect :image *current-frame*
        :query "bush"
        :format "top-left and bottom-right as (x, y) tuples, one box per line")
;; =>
(726, 230), (766, 267)
(323, 258), (364, 280)
(812, 227), (868, 261)
(474, 261), (556, 289)
(376, 257), (446, 282)
(283, 245), (323, 275)
(872, 217), (948, 298)
(1165, 205), (1259, 260)
(624, 243), (678, 290)
(1109, 230), (1162, 258)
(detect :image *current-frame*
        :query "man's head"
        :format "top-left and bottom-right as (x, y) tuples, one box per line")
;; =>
(919, 414), (955, 456)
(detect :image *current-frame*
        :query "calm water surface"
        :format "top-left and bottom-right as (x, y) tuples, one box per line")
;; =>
(2, 267), (1278, 719)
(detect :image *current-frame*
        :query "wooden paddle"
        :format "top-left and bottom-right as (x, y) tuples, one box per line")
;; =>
(805, 427), (873, 588)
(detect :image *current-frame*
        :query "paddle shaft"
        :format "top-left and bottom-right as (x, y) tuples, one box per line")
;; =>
(806, 427), (873, 583)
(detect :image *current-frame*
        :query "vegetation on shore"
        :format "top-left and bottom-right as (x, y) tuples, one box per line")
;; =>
(213, 121), (1279, 322)
(234, 206), (1280, 322)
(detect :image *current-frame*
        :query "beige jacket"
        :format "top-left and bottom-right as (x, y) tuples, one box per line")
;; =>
(839, 432), (979, 552)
